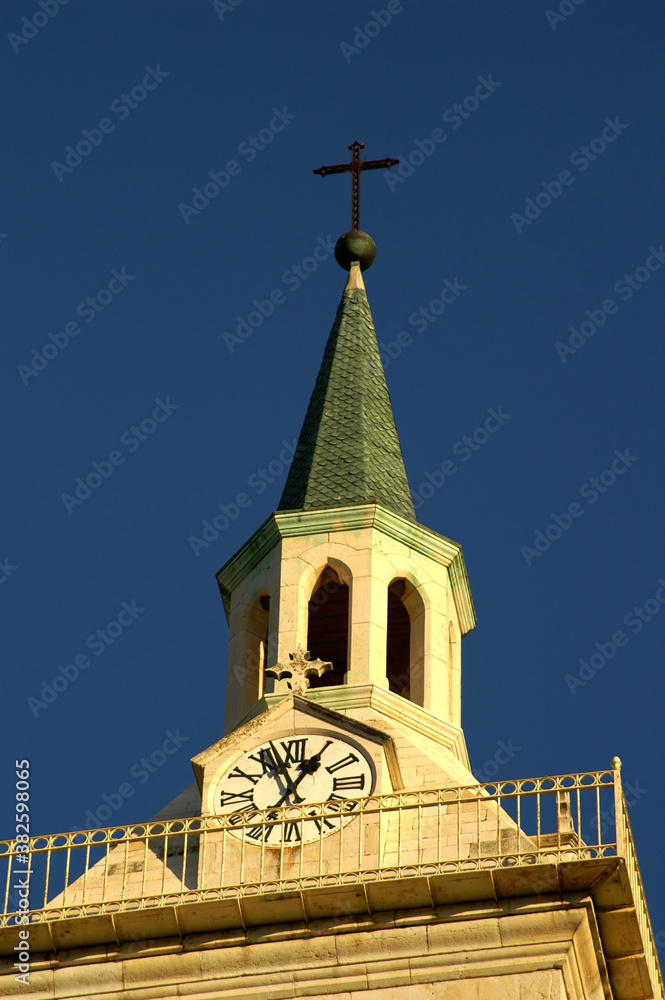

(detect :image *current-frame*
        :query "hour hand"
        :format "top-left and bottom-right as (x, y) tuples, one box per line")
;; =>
(296, 743), (330, 777)
(268, 741), (304, 804)
(272, 741), (334, 807)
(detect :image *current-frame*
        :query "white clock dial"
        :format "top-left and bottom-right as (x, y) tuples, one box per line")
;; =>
(216, 734), (375, 844)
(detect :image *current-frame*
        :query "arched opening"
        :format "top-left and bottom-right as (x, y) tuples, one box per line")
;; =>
(386, 580), (411, 698)
(448, 618), (458, 723)
(306, 567), (349, 688)
(256, 595), (270, 696)
(236, 594), (271, 702)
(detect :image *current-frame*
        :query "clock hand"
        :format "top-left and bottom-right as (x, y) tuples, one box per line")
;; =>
(295, 739), (333, 780)
(267, 741), (305, 804)
(271, 741), (334, 808)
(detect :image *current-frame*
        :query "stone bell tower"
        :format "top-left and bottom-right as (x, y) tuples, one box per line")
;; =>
(1, 152), (662, 1000)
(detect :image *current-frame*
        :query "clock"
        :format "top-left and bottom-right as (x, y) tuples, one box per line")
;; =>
(215, 733), (375, 844)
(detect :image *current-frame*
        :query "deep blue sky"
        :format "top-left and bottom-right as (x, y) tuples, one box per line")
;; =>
(2, 0), (664, 940)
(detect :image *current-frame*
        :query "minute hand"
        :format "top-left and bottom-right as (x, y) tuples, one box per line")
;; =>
(268, 741), (305, 804)
(272, 741), (333, 808)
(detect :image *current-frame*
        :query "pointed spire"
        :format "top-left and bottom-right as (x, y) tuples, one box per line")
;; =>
(278, 260), (415, 521)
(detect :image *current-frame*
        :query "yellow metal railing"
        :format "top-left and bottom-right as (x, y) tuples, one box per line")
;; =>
(0, 763), (661, 997)
(615, 768), (662, 1000)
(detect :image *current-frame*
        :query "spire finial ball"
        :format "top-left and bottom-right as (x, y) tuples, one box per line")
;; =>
(335, 231), (376, 271)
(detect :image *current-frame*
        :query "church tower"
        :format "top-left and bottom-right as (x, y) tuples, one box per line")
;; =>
(1, 146), (662, 1000)
(217, 243), (473, 777)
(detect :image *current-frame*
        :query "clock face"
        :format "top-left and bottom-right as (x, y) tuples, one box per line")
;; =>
(215, 734), (375, 844)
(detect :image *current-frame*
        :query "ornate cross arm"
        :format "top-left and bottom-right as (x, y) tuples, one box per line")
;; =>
(313, 141), (399, 231)
(264, 645), (333, 696)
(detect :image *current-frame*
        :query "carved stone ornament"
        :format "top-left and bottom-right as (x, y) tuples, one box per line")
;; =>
(264, 645), (333, 696)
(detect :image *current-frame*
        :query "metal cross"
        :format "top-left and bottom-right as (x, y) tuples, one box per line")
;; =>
(313, 141), (399, 231)
(264, 645), (333, 696)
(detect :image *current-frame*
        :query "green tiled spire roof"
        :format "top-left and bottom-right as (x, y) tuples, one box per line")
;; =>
(278, 263), (415, 520)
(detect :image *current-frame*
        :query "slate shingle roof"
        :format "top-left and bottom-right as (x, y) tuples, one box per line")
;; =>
(278, 282), (416, 520)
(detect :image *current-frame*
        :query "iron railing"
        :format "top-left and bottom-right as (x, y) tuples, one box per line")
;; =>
(0, 762), (660, 996)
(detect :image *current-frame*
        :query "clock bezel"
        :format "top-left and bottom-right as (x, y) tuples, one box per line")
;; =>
(208, 728), (378, 844)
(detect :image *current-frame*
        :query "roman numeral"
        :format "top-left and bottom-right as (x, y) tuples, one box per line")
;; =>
(219, 788), (255, 809)
(279, 739), (307, 764)
(228, 766), (261, 785)
(325, 753), (359, 773)
(307, 808), (336, 833)
(246, 823), (273, 843)
(283, 821), (301, 843)
(332, 774), (365, 791)
(248, 747), (278, 773)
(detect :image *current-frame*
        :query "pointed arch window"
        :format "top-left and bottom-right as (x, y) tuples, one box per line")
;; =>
(238, 594), (271, 700)
(256, 595), (270, 696)
(386, 578), (426, 706)
(448, 618), (458, 720)
(387, 581), (411, 698)
(306, 567), (349, 687)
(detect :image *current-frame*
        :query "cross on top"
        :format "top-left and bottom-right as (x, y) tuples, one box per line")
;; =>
(264, 645), (333, 696)
(313, 141), (399, 231)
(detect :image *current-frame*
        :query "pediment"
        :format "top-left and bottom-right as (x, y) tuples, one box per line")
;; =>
(190, 694), (403, 815)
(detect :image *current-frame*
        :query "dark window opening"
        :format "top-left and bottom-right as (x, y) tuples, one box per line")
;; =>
(257, 595), (270, 695)
(387, 581), (411, 698)
(307, 567), (349, 688)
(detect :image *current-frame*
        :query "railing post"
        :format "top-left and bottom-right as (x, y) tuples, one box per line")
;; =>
(612, 756), (625, 856)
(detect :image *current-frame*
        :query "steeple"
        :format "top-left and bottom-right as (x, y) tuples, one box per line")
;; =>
(217, 143), (475, 735)
(278, 258), (415, 521)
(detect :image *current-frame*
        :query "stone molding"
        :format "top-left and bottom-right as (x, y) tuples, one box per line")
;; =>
(253, 683), (471, 770)
(0, 897), (611, 1000)
(216, 504), (476, 636)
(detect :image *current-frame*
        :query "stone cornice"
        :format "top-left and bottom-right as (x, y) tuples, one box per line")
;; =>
(216, 504), (476, 635)
(1, 880), (634, 1000)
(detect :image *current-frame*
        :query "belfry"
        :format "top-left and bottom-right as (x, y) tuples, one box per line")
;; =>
(1, 144), (662, 1000)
